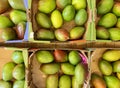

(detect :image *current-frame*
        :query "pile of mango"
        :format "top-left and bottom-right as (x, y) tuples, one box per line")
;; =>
(0, 0), (26, 41)
(0, 51), (25, 88)
(36, 50), (88, 88)
(91, 50), (120, 88)
(96, 0), (120, 40)
(35, 0), (87, 41)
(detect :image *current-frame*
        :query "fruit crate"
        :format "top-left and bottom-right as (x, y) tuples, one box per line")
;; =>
(0, 47), (28, 88)
(0, 0), (30, 43)
(28, 0), (92, 43)
(27, 49), (90, 88)
(92, 0), (120, 41)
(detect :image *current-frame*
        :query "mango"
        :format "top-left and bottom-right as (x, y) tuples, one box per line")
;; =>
(117, 73), (120, 79)
(36, 50), (54, 63)
(102, 50), (120, 61)
(55, 29), (69, 41)
(2, 28), (17, 41)
(46, 74), (58, 88)
(13, 80), (25, 88)
(72, 0), (86, 10)
(96, 27), (110, 39)
(51, 10), (63, 28)
(99, 60), (112, 75)
(62, 5), (75, 21)
(113, 60), (120, 72)
(104, 75), (120, 88)
(8, 0), (26, 11)
(12, 51), (24, 64)
(38, 0), (56, 14)
(36, 29), (55, 40)
(0, 80), (12, 88)
(59, 75), (71, 88)
(98, 13), (117, 28)
(56, 0), (71, 9)
(10, 10), (27, 24)
(97, 0), (114, 15)
(113, 2), (120, 17)
(108, 28), (120, 41)
(2, 62), (16, 81)
(53, 50), (68, 62)
(91, 73), (106, 88)
(40, 63), (60, 74)
(61, 63), (75, 75)
(36, 13), (52, 28)
(75, 9), (87, 26)
(72, 76), (82, 88)
(116, 18), (120, 28)
(0, 15), (14, 28)
(13, 64), (25, 80)
(70, 27), (85, 39)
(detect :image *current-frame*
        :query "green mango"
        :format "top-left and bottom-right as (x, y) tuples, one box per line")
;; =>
(68, 50), (81, 65)
(61, 63), (75, 75)
(12, 51), (24, 64)
(8, 0), (26, 11)
(0, 80), (12, 88)
(75, 9), (87, 26)
(98, 13), (117, 28)
(38, 0), (56, 14)
(113, 60), (120, 72)
(36, 50), (54, 63)
(104, 75), (120, 88)
(113, 2), (120, 17)
(56, 0), (71, 9)
(2, 28), (17, 41)
(102, 50), (120, 62)
(116, 18), (120, 28)
(108, 28), (120, 41)
(51, 10), (63, 28)
(40, 63), (60, 74)
(46, 75), (58, 88)
(97, 0), (114, 15)
(10, 10), (27, 24)
(13, 80), (25, 88)
(72, 76), (82, 88)
(2, 62), (16, 81)
(0, 15), (14, 28)
(36, 13), (52, 28)
(59, 75), (71, 88)
(70, 27), (85, 39)
(96, 27), (110, 39)
(13, 64), (25, 80)
(72, 0), (86, 10)
(62, 5), (75, 21)
(99, 60), (112, 75)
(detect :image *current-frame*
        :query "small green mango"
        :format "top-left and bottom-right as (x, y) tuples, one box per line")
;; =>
(112, 2), (120, 17)
(59, 75), (71, 88)
(116, 18), (120, 28)
(2, 62), (16, 81)
(113, 60), (120, 72)
(13, 80), (25, 88)
(75, 9), (87, 26)
(0, 80), (12, 88)
(62, 5), (75, 21)
(36, 13), (52, 28)
(72, 76), (82, 88)
(36, 50), (54, 63)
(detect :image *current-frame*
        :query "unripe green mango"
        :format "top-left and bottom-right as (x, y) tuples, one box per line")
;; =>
(51, 10), (63, 28)
(75, 9), (87, 26)
(116, 18), (120, 28)
(72, 76), (82, 88)
(40, 63), (60, 74)
(10, 10), (27, 24)
(13, 80), (25, 88)
(36, 50), (54, 63)
(97, 0), (114, 15)
(112, 2), (120, 17)
(2, 62), (16, 81)
(62, 5), (75, 21)
(113, 60), (120, 72)
(36, 13), (52, 28)
(59, 75), (71, 88)
(0, 80), (12, 88)
(0, 15), (14, 28)
(98, 13), (117, 28)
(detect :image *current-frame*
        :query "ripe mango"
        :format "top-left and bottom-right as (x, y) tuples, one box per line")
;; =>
(113, 2), (120, 17)
(13, 80), (25, 88)
(113, 60), (120, 72)
(117, 73), (120, 79)
(116, 18), (120, 28)
(0, 80), (12, 88)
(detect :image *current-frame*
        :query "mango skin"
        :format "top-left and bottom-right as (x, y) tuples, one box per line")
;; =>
(116, 18), (120, 28)
(98, 13), (117, 28)
(0, 80), (12, 88)
(112, 2), (120, 17)
(51, 10), (63, 28)
(72, 76), (82, 88)
(117, 73), (120, 79)
(13, 80), (25, 88)
(59, 75), (71, 88)
(97, 0), (114, 15)
(75, 9), (87, 26)
(113, 60), (120, 72)
(36, 13), (52, 28)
